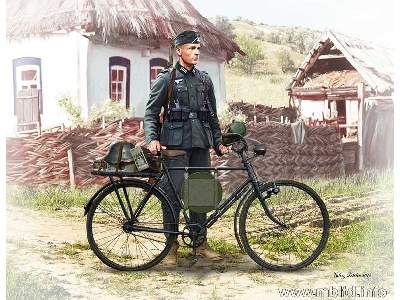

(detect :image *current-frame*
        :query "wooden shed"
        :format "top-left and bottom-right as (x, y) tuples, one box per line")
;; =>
(287, 31), (394, 170)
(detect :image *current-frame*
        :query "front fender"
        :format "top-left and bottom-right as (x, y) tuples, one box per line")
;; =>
(83, 181), (116, 216)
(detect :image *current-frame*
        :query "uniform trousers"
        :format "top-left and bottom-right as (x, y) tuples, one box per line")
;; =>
(160, 148), (210, 239)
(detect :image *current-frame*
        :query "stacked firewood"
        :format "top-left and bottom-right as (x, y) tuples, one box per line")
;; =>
(228, 101), (296, 123)
(6, 118), (344, 188)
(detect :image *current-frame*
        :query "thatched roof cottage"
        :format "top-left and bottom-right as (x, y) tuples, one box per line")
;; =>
(287, 31), (394, 169)
(6, 0), (243, 135)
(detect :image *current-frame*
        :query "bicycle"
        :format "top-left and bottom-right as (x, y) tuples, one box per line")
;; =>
(84, 132), (329, 271)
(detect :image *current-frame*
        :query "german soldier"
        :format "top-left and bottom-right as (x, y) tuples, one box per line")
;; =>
(144, 30), (230, 266)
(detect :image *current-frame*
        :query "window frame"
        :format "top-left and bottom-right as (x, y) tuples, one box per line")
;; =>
(110, 65), (127, 102)
(149, 58), (168, 86)
(109, 56), (130, 109)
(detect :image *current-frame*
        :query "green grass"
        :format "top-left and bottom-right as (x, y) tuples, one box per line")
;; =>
(225, 68), (292, 106)
(6, 260), (70, 299)
(302, 169), (393, 199)
(316, 216), (393, 266)
(208, 238), (243, 257)
(6, 184), (98, 210)
(56, 241), (91, 256)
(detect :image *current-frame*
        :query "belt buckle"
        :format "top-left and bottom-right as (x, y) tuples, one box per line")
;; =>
(189, 112), (197, 119)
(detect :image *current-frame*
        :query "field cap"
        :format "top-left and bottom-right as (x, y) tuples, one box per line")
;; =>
(174, 30), (201, 46)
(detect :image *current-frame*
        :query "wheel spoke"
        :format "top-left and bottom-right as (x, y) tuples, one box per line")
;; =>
(87, 181), (175, 270)
(240, 181), (329, 270)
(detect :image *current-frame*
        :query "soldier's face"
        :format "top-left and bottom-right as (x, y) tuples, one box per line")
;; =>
(177, 43), (201, 66)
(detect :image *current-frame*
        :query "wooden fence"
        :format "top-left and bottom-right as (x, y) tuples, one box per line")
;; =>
(6, 118), (345, 189)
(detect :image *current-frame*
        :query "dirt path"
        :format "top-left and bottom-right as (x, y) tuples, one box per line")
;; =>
(6, 197), (394, 300)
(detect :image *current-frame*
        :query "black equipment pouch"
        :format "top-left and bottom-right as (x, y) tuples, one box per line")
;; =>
(198, 108), (209, 122)
(169, 107), (182, 121)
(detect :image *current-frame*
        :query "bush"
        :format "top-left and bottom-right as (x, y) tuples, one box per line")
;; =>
(266, 31), (282, 44)
(87, 99), (130, 127)
(277, 50), (296, 73)
(253, 29), (265, 41)
(57, 96), (84, 126)
(217, 102), (247, 129)
(230, 35), (264, 74)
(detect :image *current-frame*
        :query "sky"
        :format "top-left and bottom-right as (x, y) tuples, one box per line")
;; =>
(190, 0), (396, 48)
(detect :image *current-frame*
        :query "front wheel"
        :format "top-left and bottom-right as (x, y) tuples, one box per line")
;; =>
(86, 180), (177, 271)
(239, 180), (329, 271)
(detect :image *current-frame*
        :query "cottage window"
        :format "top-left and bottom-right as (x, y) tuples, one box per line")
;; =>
(17, 65), (40, 90)
(110, 66), (127, 102)
(109, 56), (130, 108)
(150, 58), (168, 86)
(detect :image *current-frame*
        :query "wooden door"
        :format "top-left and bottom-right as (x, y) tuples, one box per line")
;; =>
(16, 89), (40, 132)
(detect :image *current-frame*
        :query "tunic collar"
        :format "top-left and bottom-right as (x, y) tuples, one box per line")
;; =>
(175, 62), (195, 76)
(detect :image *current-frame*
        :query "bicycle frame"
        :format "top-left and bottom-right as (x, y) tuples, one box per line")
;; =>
(114, 150), (287, 238)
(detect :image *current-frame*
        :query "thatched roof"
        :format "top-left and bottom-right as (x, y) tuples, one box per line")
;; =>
(303, 70), (364, 89)
(7, 0), (244, 61)
(288, 31), (394, 95)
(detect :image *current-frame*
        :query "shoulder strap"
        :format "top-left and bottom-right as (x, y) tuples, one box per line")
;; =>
(162, 68), (176, 122)
(166, 68), (176, 104)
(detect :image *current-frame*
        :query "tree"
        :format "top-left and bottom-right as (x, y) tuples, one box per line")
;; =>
(278, 50), (296, 73)
(213, 15), (236, 40)
(231, 34), (264, 74)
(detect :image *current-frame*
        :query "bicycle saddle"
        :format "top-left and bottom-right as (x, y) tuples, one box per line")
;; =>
(104, 141), (135, 165)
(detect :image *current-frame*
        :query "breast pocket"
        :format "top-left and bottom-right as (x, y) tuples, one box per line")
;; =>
(195, 84), (206, 104)
(175, 83), (188, 103)
(161, 122), (184, 146)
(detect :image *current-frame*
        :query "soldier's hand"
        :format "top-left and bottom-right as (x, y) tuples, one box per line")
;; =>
(218, 144), (231, 155)
(148, 140), (165, 155)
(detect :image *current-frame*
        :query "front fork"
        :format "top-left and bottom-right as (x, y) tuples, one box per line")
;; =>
(246, 163), (288, 228)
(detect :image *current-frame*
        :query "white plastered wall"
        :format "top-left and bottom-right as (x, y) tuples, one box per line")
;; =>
(87, 42), (226, 118)
(6, 32), (89, 136)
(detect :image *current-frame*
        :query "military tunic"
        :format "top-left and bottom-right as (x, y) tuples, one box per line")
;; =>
(144, 62), (222, 153)
(144, 62), (223, 234)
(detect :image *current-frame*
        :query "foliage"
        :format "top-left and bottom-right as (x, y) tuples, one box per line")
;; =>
(57, 96), (84, 126)
(87, 99), (130, 127)
(213, 15), (236, 40)
(277, 50), (296, 73)
(217, 102), (247, 129)
(230, 35), (264, 74)
(6, 184), (98, 211)
(253, 29), (265, 41)
(266, 31), (282, 44)
(57, 96), (130, 128)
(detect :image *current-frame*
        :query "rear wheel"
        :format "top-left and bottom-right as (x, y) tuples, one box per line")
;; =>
(86, 180), (177, 271)
(239, 180), (329, 271)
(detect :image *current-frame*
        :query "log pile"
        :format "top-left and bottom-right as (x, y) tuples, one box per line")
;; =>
(6, 118), (345, 189)
(228, 101), (296, 123)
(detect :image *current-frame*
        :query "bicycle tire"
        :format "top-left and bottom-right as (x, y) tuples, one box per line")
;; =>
(239, 180), (329, 271)
(86, 180), (177, 271)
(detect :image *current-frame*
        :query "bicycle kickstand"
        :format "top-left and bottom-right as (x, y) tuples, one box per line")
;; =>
(189, 247), (199, 268)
